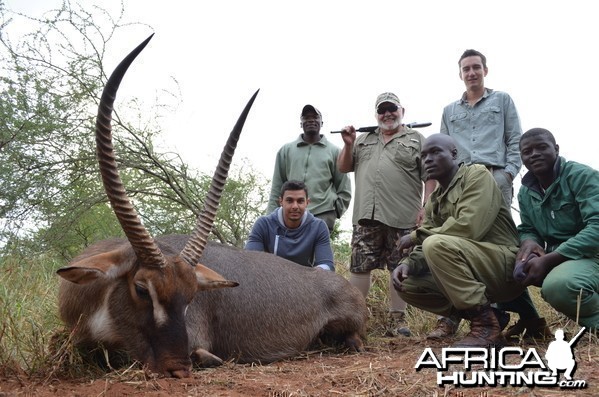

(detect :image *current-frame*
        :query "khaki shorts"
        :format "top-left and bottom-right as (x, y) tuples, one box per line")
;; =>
(350, 221), (414, 273)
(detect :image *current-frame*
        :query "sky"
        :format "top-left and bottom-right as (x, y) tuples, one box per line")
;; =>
(5, 0), (599, 233)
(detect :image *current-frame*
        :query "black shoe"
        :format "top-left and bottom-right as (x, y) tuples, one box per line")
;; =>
(504, 317), (551, 339)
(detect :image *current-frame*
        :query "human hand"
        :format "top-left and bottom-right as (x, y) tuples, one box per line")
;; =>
(516, 240), (545, 263)
(513, 253), (539, 283)
(520, 255), (551, 287)
(391, 264), (410, 292)
(520, 251), (565, 287)
(340, 125), (356, 146)
(396, 234), (415, 259)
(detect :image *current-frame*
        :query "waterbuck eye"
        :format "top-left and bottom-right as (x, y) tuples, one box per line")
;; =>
(135, 283), (150, 299)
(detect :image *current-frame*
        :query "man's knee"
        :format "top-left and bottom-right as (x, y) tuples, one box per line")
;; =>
(542, 276), (582, 316)
(421, 234), (449, 260)
(422, 234), (443, 257)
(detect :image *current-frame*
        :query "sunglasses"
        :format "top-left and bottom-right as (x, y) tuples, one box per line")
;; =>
(376, 104), (399, 114)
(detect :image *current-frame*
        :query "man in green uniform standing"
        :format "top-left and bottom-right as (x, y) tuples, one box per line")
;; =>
(392, 133), (524, 347)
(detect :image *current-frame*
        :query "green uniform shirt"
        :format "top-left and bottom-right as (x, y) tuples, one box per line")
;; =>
(413, 163), (518, 248)
(351, 126), (426, 229)
(518, 157), (599, 261)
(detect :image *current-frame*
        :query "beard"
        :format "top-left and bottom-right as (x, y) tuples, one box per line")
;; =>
(378, 116), (401, 132)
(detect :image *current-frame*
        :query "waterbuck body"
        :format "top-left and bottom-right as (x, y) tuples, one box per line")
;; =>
(57, 36), (367, 378)
(59, 236), (367, 371)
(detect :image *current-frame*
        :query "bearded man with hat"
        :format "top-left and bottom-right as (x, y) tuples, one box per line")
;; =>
(338, 92), (436, 337)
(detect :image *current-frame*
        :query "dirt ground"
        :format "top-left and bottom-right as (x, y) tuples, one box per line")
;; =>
(1, 336), (597, 397)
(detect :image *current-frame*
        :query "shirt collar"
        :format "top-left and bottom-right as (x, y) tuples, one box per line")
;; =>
(296, 134), (326, 147)
(437, 163), (467, 196)
(521, 157), (563, 194)
(459, 88), (493, 105)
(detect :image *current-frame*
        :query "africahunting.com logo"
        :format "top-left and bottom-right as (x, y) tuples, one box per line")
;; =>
(415, 327), (587, 389)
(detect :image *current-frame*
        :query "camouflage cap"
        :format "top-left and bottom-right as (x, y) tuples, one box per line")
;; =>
(375, 92), (401, 109)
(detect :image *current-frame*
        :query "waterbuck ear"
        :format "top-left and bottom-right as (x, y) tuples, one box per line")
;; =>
(57, 250), (133, 284)
(194, 263), (239, 290)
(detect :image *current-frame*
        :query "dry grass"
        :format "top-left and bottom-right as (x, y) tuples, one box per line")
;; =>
(1, 247), (598, 396)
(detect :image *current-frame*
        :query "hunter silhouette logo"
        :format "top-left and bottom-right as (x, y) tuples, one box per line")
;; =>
(415, 327), (588, 389)
(545, 327), (585, 381)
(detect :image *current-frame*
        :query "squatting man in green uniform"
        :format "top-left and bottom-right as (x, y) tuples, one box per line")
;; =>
(391, 133), (524, 347)
(514, 128), (599, 330)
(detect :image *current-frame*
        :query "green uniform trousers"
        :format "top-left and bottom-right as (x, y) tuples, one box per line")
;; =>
(542, 259), (599, 329)
(399, 234), (524, 316)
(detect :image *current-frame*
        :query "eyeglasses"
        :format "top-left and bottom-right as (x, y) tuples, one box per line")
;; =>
(376, 104), (399, 114)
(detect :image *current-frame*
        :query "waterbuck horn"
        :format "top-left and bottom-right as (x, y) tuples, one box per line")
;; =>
(180, 89), (259, 266)
(95, 34), (166, 268)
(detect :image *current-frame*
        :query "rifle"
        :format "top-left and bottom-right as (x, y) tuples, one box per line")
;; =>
(330, 122), (432, 134)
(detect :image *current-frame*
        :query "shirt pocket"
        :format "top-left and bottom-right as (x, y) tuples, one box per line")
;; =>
(356, 141), (377, 162)
(481, 105), (501, 124)
(393, 140), (420, 169)
(431, 183), (460, 223)
(449, 112), (469, 134)
(549, 202), (581, 233)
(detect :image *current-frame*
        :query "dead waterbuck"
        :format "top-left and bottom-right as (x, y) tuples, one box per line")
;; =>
(57, 36), (368, 378)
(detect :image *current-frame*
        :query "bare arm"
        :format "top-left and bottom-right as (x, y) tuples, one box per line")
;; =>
(337, 126), (356, 173)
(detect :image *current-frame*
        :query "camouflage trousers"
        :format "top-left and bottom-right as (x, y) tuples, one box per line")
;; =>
(350, 221), (414, 273)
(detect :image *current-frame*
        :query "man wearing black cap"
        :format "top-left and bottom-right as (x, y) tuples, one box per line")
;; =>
(266, 104), (351, 233)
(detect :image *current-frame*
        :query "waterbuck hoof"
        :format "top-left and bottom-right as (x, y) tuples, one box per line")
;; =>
(345, 332), (365, 352)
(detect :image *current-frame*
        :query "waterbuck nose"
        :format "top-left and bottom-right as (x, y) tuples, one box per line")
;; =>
(153, 357), (192, 378)
(170, 367), (192, 379)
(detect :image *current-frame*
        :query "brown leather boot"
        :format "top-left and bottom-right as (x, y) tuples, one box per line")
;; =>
(492, 307), (510, 331)
(453, 304), (506, 348)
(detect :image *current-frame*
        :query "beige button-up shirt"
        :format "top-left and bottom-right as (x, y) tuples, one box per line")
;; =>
(351, 126), (426, 229)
